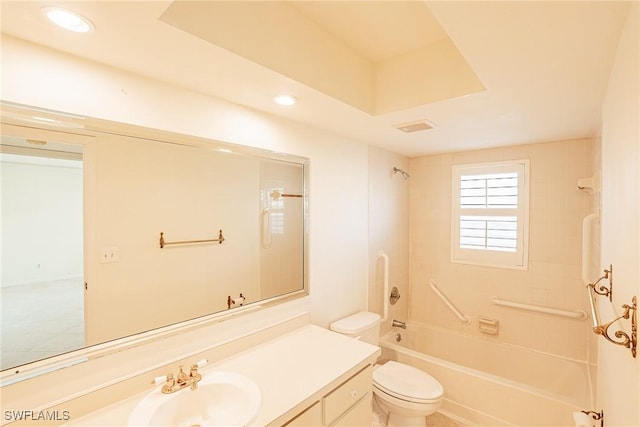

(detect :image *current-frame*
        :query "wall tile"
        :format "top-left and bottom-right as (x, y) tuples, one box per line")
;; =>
(409, 138), (595, 360)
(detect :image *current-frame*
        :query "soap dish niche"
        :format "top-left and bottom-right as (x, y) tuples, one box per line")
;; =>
(478, 317), (499, 335)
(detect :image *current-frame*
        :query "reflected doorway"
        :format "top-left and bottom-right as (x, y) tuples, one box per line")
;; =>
(0, 136), (84, 370)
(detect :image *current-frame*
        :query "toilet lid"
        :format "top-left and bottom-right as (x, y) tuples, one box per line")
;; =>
(373, 361), (443, 403)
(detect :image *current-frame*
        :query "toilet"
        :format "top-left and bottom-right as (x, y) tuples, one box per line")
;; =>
(330, 312), (443, 427)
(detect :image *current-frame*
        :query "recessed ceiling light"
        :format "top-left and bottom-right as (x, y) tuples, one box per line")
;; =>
(274, 95), (297, 106)
(43, 7), (94, 33)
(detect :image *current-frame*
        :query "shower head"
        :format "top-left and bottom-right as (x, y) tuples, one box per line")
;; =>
(393, 167), (410, 180)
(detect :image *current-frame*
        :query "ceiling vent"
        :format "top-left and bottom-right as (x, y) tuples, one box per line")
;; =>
(394, 119), (434, 133)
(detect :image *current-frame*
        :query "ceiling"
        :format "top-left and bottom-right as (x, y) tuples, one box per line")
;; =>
(0, 1), (631, 157)
(288, 1), (449, 62)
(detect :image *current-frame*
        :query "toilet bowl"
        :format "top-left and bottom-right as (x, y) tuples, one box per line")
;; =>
(373, 361), (443, 427)
(329, 312), (444, 427)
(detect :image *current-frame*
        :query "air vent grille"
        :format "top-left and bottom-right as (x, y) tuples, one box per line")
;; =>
(394, 120), (434, 133)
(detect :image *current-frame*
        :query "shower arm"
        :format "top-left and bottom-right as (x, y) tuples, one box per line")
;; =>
(392, 167), (410, 180)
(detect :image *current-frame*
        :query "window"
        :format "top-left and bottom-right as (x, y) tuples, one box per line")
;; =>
(451, 160), (529, 269)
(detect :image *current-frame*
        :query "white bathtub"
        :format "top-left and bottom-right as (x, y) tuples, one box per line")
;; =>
(379, 322), (594, 427)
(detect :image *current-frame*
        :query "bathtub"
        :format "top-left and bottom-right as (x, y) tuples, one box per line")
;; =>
(379, 322), (594, 427)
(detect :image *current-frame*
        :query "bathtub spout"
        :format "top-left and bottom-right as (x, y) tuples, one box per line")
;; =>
(392, 319), (406, 329)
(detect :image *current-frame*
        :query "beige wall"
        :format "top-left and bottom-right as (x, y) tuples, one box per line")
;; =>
(598, 2), (639, 425)
(1, 158), (83, 286)
(368, 146), (410, 333)
(85, 134), (262, 344)
(409, 138), (594, 360)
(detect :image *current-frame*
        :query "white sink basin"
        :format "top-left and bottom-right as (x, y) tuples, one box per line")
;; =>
(129, 371), (262, 427)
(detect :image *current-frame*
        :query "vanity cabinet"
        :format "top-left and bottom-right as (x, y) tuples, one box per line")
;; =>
(284, 402), (322, 426)
(323, 365), (372, 425)
(56, 325), (380, 427)
(283, 365), (373, 427)
(331, 393), (372, 427)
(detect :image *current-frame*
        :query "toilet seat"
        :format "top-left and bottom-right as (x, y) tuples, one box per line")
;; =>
(373, 361), (443, 404)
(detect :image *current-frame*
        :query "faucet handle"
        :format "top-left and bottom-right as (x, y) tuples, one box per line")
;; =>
(152, 374), (168, 385)
(190, 364), (199, 376)
(152, 372), (175, 386)
(189, 360), (206, 391)
(160, 373), (176, 394)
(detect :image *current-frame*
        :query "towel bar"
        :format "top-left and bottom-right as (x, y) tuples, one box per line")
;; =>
(159, 229), (225, 248)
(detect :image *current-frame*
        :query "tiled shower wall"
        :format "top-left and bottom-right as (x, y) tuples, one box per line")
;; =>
(409, 138), (595, 360)
(368, 146), (410, 334)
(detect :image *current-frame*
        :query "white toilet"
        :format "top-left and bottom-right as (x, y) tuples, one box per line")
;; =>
(330, 312), (443, 427)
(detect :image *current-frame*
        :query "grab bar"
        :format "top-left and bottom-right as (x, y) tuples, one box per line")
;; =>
(491, 297), (587, 320)
(379, 250), (389, 322)
(586, 285), (600, 328)
(429, 280), (471, 324)
(262, 208), (272, 249)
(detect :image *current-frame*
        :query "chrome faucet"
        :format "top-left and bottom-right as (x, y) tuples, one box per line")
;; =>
(392, 319), (406, 329)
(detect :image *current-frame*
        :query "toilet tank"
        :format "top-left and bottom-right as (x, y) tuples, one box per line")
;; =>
(329, 311), (381, 346)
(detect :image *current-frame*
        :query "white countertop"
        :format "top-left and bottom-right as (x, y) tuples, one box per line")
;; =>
(65, 324), (380, 426)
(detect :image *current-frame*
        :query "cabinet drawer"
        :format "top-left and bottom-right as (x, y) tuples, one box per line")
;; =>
(323, 365), (372, 425)
(283, 401), (322, 427)
(331, 392), (372, 427)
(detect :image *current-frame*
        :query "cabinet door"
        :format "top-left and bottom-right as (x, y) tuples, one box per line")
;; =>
(323, 365), (372, 425)
(331, 393), (372, 427)
(283, 401), (322, 427)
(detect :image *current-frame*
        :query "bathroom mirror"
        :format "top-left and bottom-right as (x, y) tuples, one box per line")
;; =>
(0, 103), (308, 376)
